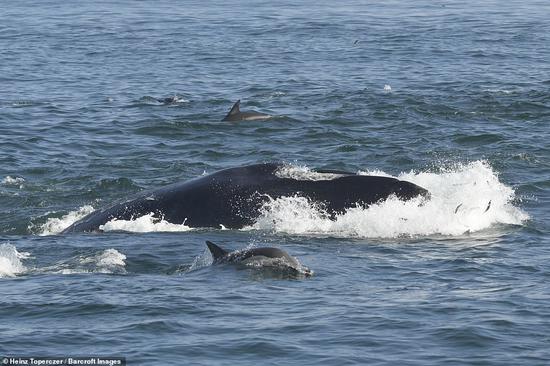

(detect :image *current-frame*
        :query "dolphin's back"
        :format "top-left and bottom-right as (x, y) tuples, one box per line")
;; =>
(226, 247), (300, 267)
(222, 100), (271, 121)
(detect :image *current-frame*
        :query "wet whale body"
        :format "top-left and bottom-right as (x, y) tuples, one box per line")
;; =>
(222, 100), (271, 121)
(62, 163), (429, 233)
(205, 240), (312, 276)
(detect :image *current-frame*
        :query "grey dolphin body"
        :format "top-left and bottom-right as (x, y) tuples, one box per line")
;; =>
(222, 100), (271, 121)
(205, 241), (312, 276)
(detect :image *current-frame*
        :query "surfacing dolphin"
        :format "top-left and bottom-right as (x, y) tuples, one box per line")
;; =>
(222, 100), (271, 121)
(157, 95), (186, 104)
(62, 162), (430, 233)
(206, 240), (312, 276)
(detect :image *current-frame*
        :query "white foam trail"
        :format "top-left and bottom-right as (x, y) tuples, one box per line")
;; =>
(38, 205), (95, 236)
(275, 165), (345, 181)
(251, 161), (528, 238)
(100, 213), (192, 233)
(0, 243), (29, 278)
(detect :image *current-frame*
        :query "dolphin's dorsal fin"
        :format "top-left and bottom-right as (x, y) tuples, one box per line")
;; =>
(206, 241), (228, 260)
(222, 100), (241, 121)
(228, 100), (240, 115)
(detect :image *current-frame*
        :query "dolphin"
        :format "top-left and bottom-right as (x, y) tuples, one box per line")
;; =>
(61, 162), (430, 233)
(205, 240), (312, 276)
(222, 100), (271, 121)
(157, 95), (186, 104)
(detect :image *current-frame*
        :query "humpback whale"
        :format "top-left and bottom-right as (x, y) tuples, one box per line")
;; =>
(206, 240), (312, 276)
(222, 100), (271, 121)
(62, 163), (430, 233)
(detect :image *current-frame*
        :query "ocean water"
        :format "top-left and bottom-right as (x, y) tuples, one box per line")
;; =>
(1, 0), (550, 364)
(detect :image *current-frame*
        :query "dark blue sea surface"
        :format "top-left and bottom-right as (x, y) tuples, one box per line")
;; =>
(1, 0), (550, 365)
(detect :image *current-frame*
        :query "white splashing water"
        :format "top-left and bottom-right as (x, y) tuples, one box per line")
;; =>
(95, 248), (127, 267)
(251, 161), (528, 238)
(79, 248), (126, 269)
(0, 243), (30, 278)
(1, 176), (25, 185)
(275, 165), (345, 181)
(100, 213), (192, 233)
(38, 205), (95, 236)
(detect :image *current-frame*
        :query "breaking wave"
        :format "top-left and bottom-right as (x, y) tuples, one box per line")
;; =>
(0, 243), (30, 278)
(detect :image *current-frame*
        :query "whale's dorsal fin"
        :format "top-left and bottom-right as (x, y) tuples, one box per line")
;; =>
(206, 241), (228, 260)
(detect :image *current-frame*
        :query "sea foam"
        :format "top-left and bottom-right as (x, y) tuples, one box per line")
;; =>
(38, 205), (95, 236)
(251, 161), (528, 238)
